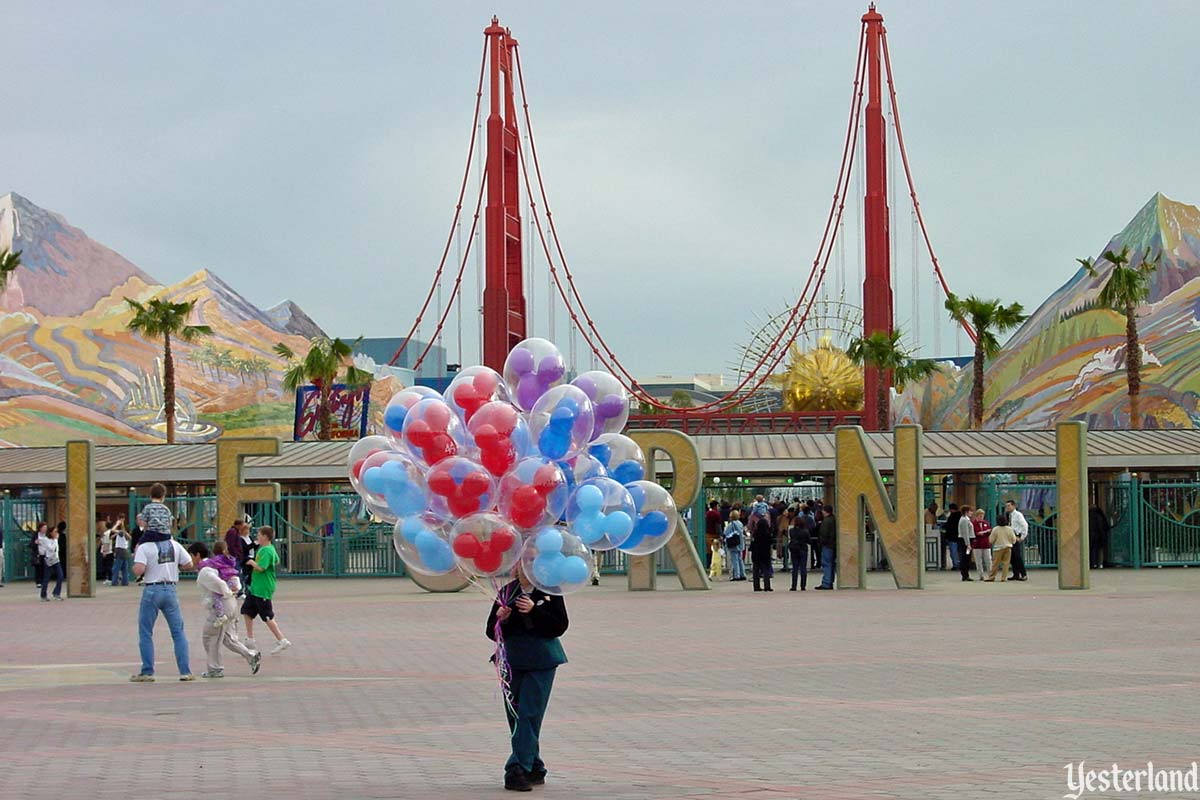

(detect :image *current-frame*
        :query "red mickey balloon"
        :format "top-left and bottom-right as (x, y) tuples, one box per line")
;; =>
(474, 549), (503, 574)
(489, 527), (516, 553)
(509, 485), (547, 528)
(532, 464), (562, 495)
(453, 532), (481, 558)
(452, 383), (490, 423)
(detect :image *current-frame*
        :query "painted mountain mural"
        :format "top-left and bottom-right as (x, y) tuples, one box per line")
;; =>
(896, 193), (1200, 430)
(0, 191), (351, 446)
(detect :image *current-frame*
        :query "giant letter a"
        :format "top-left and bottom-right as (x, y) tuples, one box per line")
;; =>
(835, 424), (924, 589)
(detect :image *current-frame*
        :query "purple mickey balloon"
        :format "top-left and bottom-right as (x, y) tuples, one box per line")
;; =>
(517, 376), (542, 410)
(573, 375), (598, 399)
(508, 347), (535, 376)
(537, 356), (565, 386)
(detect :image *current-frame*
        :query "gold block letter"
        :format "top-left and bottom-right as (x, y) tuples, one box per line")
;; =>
(217, 438), (282, 531)
(1056, 421), (1089, 590)
(65, 441), (96, 598)
(835, 425), (924, 589)
(627, 430), (709, 591)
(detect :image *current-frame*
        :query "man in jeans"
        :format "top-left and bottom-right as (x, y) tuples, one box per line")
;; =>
(129, 503), (196, 682)
(815, 505), (837, 589)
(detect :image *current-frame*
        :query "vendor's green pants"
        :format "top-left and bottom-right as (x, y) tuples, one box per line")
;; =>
(506, 667), (556, 776)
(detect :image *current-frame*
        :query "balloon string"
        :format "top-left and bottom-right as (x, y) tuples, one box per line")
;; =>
(491, 579), (519, 727)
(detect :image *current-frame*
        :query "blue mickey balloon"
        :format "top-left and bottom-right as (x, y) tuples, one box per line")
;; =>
(532, 552), (566, 586)
(626, 483), (647, 509)
(573, 512), (604, 545)
(535, 528), (564, 554)
(602, 510), (634, 542)
(588, 442), (612, 469)
(539, 427), (571, 460)
(362, 466), (386, 495)
(637, 510), (671, 539)
(612, 460), (645, 485)
(560, 555), (589, 585)
(400, 515), (426, 544)
(384, 404), (408, 432)
(575, 484), (604, 513)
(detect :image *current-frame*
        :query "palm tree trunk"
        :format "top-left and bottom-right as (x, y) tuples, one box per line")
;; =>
(1126, 302), (1141, 430)
(972, 339), (985, 430)
(318, 381), (332, 441)
(163, 333), (176, 444)
(877, 379), (889, 431)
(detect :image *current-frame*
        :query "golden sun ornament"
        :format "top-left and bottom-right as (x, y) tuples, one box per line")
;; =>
(771, 335), (864, 412)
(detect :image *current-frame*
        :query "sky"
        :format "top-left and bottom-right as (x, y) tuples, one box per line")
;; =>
(4, 0), (1199, 378)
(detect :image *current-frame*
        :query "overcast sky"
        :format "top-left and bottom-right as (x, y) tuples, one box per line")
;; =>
(5, 1), (1198, 377)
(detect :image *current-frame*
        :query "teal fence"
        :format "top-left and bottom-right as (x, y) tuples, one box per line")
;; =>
(120, 491), (700, 580)
(1, 495), (48, 583)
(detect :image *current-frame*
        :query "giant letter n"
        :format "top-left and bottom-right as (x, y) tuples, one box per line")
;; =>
(835, 424), (924, 589)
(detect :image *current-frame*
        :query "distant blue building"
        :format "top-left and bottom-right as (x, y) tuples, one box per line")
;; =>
(350, 337), (450, 380)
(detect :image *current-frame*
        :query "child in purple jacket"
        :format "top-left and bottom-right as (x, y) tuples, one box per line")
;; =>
(199, 540), (241, 627)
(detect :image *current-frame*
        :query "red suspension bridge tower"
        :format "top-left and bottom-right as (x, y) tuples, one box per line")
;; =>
(482, 18), (527, 372)
(860, 3), (895, 429)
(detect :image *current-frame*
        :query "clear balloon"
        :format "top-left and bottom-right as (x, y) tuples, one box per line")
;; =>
(359, 451), (430, 524)
(497, 457), (568, 530)
(400, 397), (471, 468)
(618, 480), (679, 555)
(588, 433), (647, 485)
(526, 385), (594, 461)
(425, 456), (498, 520)
(571, 370), (630, 440)
(503, 337), (566, 411)
(467, 400), (532, 478)
(445, 366), (513, 425)
(347, 435), (394, 497)
(393, 513), (457, 576)
(451, 512), (526, 578)
(383, 386), (442, 446)
(565, 476), (635, 551)
(521, 525), (595, 595)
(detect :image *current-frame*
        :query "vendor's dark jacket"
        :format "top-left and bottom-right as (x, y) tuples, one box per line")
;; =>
(486, 581), (569, 671)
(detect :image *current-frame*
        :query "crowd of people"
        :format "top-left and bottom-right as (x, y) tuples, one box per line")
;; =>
(703, 493), (1072, 588)
(705, 495), (838, 591)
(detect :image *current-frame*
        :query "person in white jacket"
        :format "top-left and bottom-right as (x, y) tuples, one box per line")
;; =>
(1005, 500), (1029, 581)
(957, 505), (976, 582)
(187, 542), (261, 678)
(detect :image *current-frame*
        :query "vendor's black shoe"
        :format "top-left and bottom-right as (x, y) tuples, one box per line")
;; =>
(505, 771), (533, 792)
(529, 770), (546, 786)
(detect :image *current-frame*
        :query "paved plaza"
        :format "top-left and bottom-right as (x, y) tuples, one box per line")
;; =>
(2, 568), (1199, 799)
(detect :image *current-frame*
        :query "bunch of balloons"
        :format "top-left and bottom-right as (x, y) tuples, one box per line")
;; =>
(347, 338), (680, 595)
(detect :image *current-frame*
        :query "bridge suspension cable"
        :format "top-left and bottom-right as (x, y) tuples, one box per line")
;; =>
(513, 24), (871, 412)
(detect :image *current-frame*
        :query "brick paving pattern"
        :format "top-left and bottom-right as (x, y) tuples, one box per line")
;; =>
(2, 569), (1198, 799)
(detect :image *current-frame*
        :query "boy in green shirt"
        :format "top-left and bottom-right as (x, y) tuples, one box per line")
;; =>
(240, 526), (292, 655)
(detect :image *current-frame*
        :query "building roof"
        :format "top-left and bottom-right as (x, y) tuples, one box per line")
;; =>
(0, 429), (1195, 487)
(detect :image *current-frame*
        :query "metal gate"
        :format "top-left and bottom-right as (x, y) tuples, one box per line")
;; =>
(1, 495), (48, 583)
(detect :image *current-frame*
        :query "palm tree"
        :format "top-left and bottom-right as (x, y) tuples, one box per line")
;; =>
(125, 297), (213, 443)
(944, 295), (1028, 429)
(1078, 246), (1160, 429)
(0, 248), (21, 293)
(274, 337), (372, 441)
(846, 329), (939, 430)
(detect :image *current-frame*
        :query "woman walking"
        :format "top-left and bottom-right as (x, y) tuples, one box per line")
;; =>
(39, 525), (64, 601)
(723, 511), (746, 581)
